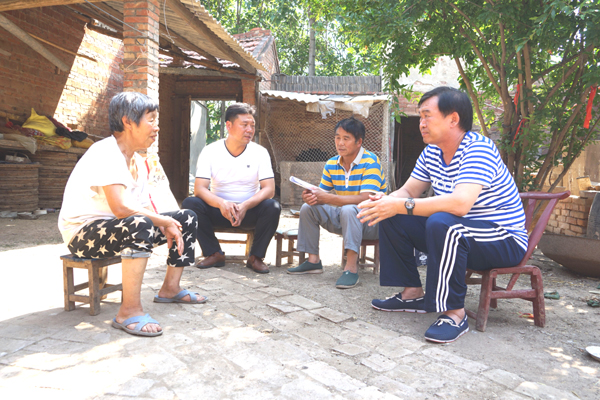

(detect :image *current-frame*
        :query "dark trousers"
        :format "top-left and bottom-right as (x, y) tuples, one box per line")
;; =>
(182, 197), (281, 259)
(68, 210), (198, 267)
(379, 212), (526, 313)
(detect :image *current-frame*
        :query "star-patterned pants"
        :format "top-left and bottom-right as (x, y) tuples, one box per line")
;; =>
(68, 210), (198, 267)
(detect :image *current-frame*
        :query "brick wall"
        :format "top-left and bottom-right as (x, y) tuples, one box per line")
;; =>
(0, 8), (85, 120)
(546, 195), (594, 237)
(54, 28), (124, 137)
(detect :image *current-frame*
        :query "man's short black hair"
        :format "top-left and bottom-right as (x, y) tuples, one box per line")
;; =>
(109, 92), (159, 133)
(334, 117), (365, 142)
(225, 103), (256, 123)
(418, 87), (473, 132)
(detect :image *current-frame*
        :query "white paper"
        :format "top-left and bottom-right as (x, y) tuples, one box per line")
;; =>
(289, 176), (319, 191)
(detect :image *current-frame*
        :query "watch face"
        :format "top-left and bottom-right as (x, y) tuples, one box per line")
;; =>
(405, 198), (415, 209)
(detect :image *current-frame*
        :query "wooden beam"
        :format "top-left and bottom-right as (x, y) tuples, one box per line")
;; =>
(159, 24), (217, 62)
(165, 0), (256, 73)
(160, 66), (257, 81)
(0, 48), (10, 56)
(0, 13), (69, 71)
(0, 0), (102, 12)
(29, 32), (97, 62)
(68, 4), (122, 33)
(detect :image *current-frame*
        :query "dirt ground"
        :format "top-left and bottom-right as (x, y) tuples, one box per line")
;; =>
(1, 209), (599, 398)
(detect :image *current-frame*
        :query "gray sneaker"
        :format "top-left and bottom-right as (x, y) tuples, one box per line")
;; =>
(336, 271), (359, 289)
(287, 260), (323, 274)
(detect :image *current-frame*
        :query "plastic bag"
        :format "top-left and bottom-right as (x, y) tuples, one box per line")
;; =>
(22, 108), (56, 137)
(3, 133), (37, 154)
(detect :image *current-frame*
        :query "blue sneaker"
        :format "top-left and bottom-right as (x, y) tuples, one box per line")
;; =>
(371, 292), (426, 313)
(424, 314), (469, 343)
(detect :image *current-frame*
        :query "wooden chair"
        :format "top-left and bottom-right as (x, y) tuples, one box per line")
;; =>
(341, 239), (380, 274)
(274, 228), (305, 267)
(62, 254), (123, 316)
(465, 191), (570, 332)
(214, 227), (254, 261)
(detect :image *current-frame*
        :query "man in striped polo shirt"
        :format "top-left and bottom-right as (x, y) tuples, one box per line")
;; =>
(287, 118), (386, 289)
(357, 87), (527, 343)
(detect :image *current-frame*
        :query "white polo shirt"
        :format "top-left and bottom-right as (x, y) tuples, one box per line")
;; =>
(195, 139), (274, 203)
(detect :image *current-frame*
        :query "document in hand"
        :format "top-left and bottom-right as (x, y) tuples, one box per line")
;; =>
(289, 176), (320, 191)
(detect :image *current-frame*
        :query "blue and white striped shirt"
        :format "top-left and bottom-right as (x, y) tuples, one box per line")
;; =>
(411, 131), (528, 250)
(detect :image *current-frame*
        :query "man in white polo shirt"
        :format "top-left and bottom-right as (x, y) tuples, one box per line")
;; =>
(182, 103), (281, 273)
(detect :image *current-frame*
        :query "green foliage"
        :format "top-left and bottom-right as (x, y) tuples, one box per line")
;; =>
(201, 0), (380, 76)
(315, 0), (600, 191)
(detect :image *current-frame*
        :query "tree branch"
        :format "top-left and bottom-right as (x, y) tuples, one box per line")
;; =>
(455, 57), (489, 137)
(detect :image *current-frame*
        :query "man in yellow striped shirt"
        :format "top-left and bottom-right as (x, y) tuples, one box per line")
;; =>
(287, 118), (386, 288)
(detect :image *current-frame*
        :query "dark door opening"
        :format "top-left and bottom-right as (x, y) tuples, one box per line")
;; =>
(394, 116), (424, 189)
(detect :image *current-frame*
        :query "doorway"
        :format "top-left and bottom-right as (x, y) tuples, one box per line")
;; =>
(393, 116), (424, 189)
(189, 100), (234, 195)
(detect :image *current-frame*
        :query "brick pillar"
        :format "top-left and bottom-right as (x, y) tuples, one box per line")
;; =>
(122, 0), (160, 98)
(242, 79), (257, 106)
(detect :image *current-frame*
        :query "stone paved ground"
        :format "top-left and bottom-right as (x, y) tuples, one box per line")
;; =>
(0, 228), (587, 400)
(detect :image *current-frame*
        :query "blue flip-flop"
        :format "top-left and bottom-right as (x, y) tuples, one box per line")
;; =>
(153, 289), (208, 304)
(111, 313), (162, 337)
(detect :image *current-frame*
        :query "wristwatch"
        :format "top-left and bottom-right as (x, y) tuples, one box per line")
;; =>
(405, 198), (415, 215)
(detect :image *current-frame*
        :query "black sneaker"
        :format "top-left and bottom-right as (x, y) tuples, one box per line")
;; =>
(371, 293), (426, 313)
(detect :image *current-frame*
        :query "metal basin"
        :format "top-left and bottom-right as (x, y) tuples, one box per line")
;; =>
(538, 233), (600, 278)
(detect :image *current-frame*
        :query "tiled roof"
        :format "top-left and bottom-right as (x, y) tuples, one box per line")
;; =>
(160, 27), (275, 71)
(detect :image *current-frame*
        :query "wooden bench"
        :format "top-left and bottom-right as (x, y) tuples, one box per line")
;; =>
(214, 227), (254, 261)
(274, 228), (305, 267)
(61, 254), (123, 316)
(341, 239), (380, 274)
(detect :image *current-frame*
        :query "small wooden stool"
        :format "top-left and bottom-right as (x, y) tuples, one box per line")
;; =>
(274, 228), (306, 267)
(214, 227), (254, 261)
(341, 239), (380, 274)
(61, 254), (123, 316)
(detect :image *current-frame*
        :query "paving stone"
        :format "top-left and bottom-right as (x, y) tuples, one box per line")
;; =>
(280, 378), (339, 400)
(374, 337), (417, 359)
(332, 328), (388, 349)
(299, 361), (367, 392)
(124, 347), (187, 376)
(268, 301), (304, 314)
(495, 391), (531, 400)
(482, 368), (525, 389)
(216, 293), (250, 303)
(383, 364), (418, 383)
(332, 343), (369, 356)
(421, 347), (489, 373)
(260, 287), (294, 297)
(311, 307), (352, 323)
(234, 277), (269, 288)
(345, 386), (403, 400)
(244, 291), (272, 301)
(49, 324), (111, 344)
(315, 352), (373, 381)
(361, 353), (397, 372)
(342, 320), (399, 339)
(106, 377), (156, 397)
(211, 269), (247, 280)
(0, 338), (34, 355)
(147, 386), (176, 399)
(266, 316), (304, 331)
(281, 294), (323, 310)
(0, 324), (60, 342)
(196, 281), (223, 291)
(514, 381), (580, 400)
(286, 310), (322, 325)
(201, 311), (245, 329)
(0, 339), (96, 371)
(367, 376), (426, 400)
(296, 327), (338, 348)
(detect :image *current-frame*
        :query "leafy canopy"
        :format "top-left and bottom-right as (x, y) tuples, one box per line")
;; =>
(312, 0), (600, 191)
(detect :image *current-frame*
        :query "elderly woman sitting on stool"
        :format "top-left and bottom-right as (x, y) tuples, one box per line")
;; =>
(58, 92), (206, 337)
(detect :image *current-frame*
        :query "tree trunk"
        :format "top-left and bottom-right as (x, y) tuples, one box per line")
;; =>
(308, 12), (316, 76)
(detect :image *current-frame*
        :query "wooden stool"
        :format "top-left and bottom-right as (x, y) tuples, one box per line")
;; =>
(274, 228), (306, 267)
(214, 227), (254, 261)
(61, 254), (123, 316)
(341, 239), (380, 274)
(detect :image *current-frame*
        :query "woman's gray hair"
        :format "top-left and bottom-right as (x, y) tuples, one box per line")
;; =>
(109, 92), (159, 133)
